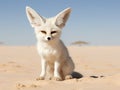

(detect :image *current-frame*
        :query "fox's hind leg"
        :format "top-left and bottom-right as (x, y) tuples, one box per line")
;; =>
(62, 57), (74, 80)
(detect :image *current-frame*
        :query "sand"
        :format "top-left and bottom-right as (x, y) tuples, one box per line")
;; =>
(0, 46), (120, 90)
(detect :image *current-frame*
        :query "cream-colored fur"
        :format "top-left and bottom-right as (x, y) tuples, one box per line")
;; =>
(26, 6), (74, 81)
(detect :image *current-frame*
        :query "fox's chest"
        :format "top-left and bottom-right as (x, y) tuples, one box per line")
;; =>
(38, 46), (60, 61)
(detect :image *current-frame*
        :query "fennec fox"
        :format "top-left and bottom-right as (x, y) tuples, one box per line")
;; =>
(26, 6), (74, 81)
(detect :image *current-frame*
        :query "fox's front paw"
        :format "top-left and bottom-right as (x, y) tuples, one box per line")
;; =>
(53, 77), (62, 81)
(36, 77), (45, 80)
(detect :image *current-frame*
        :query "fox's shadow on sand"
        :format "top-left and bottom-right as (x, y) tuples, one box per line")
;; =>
(72, 71), (83, 79)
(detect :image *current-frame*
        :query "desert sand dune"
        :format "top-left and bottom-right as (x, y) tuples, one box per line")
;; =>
(0, 46), (120, 90)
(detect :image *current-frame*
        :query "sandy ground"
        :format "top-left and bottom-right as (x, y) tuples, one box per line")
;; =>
(0, 46), (120, 90)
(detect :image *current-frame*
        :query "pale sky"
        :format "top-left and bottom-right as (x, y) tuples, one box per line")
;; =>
(0, 0), (120, 46)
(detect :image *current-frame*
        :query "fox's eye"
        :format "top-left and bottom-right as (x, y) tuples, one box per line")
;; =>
(51, 31), (57, 34)
(41, 31), (46, 34)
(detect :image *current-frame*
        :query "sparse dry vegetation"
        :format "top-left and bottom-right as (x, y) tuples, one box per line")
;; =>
(0, 42), (4, 45)
(71, 41), (89, 46)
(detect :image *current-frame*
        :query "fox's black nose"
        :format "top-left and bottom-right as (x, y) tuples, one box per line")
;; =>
(47, 37), (51, 40)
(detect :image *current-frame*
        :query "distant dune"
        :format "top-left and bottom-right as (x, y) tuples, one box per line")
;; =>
(0, 46), (120, 90)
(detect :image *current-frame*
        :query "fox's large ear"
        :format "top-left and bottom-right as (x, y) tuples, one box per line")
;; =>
(55, 8), (71, 28)
(26, 6), (46, 28)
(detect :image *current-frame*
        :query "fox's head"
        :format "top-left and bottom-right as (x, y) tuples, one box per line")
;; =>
(26, 7), (71, 42)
